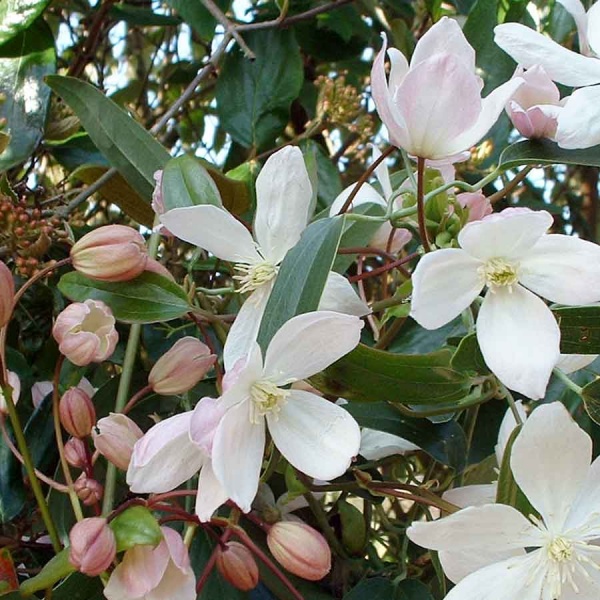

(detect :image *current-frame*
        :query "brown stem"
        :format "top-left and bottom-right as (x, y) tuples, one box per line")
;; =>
(487, 165), (534, 205)
(416, 157), (431, 252)
(200, 0), (255, 59)
(122, 384), (153, 415)
(196, 529), (233, 594)
(349, 252), (418, 283)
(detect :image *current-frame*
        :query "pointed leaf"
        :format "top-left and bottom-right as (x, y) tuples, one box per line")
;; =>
(500, 139), (600, 169)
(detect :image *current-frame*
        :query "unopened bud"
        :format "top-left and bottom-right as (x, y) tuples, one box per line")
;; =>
(74, 473), (103, 505)
(69, 517), (116, 576)
(70, 225), (147, 282)
(0, 261), (14, 328)
(59, 388), (96, 438)
(267, 522), (331, 581)
(93, 413), (143, 470)
(64, 437), (88, 468)
(216, 541), (259, 591)
(148, 337), (216, 395)
(0, 371), (20, 416)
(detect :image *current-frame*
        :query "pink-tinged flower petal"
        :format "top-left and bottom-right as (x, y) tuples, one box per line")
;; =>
(267, 390), (360, 480)
(189, 397), (225, 455)
(511, 402), (592, 532)
(318, 272), (370, 317)
(161, 526), (191, 573)
(476, 285), (560, 399)
(370, 223), (412, 253)
(195, 460), (229, 522)
(329, 182), (386, 215)
(395, 54), (482, 159)
(212, 401), (265, 512)
(520, 234), (600, 304)
(262, 311), (363, 385)
(160, 205), (262, 264)
(510, 65), (560, 108)
(410, 248), (483, 330)
(556, 85), (600, 149)
(513, 103), (561, 139)
(410, 16), (476, 72)
(387, 48), (409, 90)
(458, 209), (552, 261)
(456, 192), (492, 222)
(253, 146), (313, 265)
(220, 343), (264, 409)
(587, 1), (600, 56)
(556, 0), (590, 55)
(494, 23), (600, 86)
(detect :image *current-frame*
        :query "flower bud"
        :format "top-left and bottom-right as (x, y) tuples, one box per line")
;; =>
(59, 387), (96, 438)
(0, 261), (14, 328)
(216, 541), (259, 591)
(148, 337), (216, 395)
(93, 413), (143, 470)
(53, 300), (118, 366)
(267, 522), (331, 581)
(456, 192), (492, 223)
(64, 437), (88, 468)
(69, 517), (116, 576)
(74, 473), (103, 505)
(0, 371), (20, 416)
(70, 225), (147, 282)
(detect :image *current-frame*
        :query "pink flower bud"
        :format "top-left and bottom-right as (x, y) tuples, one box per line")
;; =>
(0, 261), (14, 328)
(148, 337), (216, 395)
(53, 300), (118, 366)
(267, 522), (331, 581)
(69, 517), (116, 576)
(0, 371), (20, 416)
(64, 437), (88, 468)
(456, 192), (492, 223)
(70, 225), (148, 282)
(216, 541), (259, 591)
(144, 258), (175, 280)
(93, 413), (143, 471)
(59, 387), (96, 438)
(74, 473), (103, 505)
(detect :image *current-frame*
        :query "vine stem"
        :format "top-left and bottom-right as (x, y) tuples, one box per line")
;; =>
(416, 157), (431, 252)
(553, 367), (584, 396)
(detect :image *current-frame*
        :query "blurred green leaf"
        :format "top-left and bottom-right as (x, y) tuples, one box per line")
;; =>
(166, 0), (229, 39)
(51, 572), (104, 600)
(109, 506), (163, 552)
(581, 378), (600, 425)
(0, 0), (50, 45)
(0, 419), (25, 523)
(109, 4), (182, 26)
(20, 549), (75, 596)
(553, 305), (600, 354)
(344, 578), (394, 600)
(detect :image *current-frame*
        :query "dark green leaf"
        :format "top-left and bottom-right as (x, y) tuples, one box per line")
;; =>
(0, 419), (25, 523)
(51, 572), (104, 600)
(24, 393), (58, 475)
(388, 316), (466, 355)
(166, 0), (229, 39)
(109, 4), (182, 26)
(0, 0), (50, 45)
(57, 272), (191, 324)
(216, 29), (303, 149)
(109, 506), (163, 552)
(0, 19), (55, 170)
(397, 579), (435, 600)
(344, 577), (394, 600)
(299, 139), (342, 211)
(49, 133), (109, 170)
(450, 333), (490, 375)
(256, 216), (344, 351)
(581, 378), (600, 425)
(500, 139), (600, 169)
(20, 549), (75, 596)
(553, 305), (600, 354)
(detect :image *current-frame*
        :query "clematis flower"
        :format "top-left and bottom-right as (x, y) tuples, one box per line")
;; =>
(371, 17), (523, 162)
(211, 311), (363, 512)
(408, 402), (600, 598)
(160, 146), (369, 371)
(410, 208), (600, 399)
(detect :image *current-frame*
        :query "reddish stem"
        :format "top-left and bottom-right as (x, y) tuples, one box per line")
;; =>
(349, 253), (418, 283)
(196, 529), (233, 594)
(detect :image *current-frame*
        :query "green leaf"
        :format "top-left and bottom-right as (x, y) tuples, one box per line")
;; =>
(388, 316), (467, 355)
(45, 75), (170, 200)
(109, 506), (163, 552)
(450, 333), (490, 375)
(0, 19), (55, 170)
(256, 216), (344, 351)
(166, 0), (229, 39)
(20, 548), (75, 596)
(216, 29), (303, 149)
(345, 401), (467, 470)
(397, 580), (435, 600)
(57, 272), (191, 324)
(0, 0), (50, 45)
(109, 4), (182, 26)
(500, 139), (600, 169)
(299, 139), (342, 211)
(344, 578), (394, 600)
(0, 420), (25, 523)
(23, 393), (58, 475)
(581, 378), (600, 425)
(50, 572), (104, 600)
(311, 345), (473, 406)
(553, 305), (600, 354)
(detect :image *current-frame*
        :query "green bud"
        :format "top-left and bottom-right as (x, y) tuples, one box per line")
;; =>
(338, 499), (367, 556)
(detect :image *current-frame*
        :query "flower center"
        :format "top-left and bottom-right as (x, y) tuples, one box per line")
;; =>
(234, 262), (278, 293)
(478, 258), (519, 289)
(249, 380), (289, 424)
(548, 536), (573, 563)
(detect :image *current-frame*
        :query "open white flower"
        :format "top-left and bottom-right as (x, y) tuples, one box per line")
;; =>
(160, 146), (368, 371)
(211, 311), (363, 512)
(408, 402), (600, 599)
(410, 208), (600, 399)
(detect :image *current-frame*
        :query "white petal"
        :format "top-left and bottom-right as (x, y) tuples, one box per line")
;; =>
(587, 0), (600, 56)
(410, 248), (483, 330)
(212, 401), (265, 512)
(371, 146), (393, 199)
(126, 413), (205, 493)
(477, 285), (560, 399)
(458, 209), (552, 261)
(160, 205), (261, 264)
(359, 428), (419, 460)
(495, 401), (526, 466)
(556, 0), (590, 55)
(328, 182), (386, 216)
(442, 484), (498, 509)
(556, 354), (598, 374)
(319, 272), (370, 317)
(195, 461), (229, 522)
(254, 146), (312, 264)
(556, 85), (600, 149)
(262, 311), (363, 385)
(520, 233), (600, 304)
(439, 547), (524, 585)
(267, 390), (360, 480)
(560, 567), (600, 600)
(494, 23), (600, 86)
(511, 402), (592, 532)
(223, 281), (272, 372)
(220, 343), (264, 409)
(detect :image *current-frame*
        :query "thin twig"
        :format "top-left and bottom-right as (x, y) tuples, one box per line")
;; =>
(201, 0), (255, 59)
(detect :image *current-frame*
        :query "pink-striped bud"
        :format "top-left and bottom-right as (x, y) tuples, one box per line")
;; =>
(93, 413), (143, 471)
(0, 261), (14, 328)
(69, 517), (116, 576)
(59, 387), (96, 438)
(148, 337), (216, 395)
(216, 542), (259, 591)
(70, 225), (147, 282)
(53, 300), (118, 366)
(74, 473), (103, 506)
(267, 522), (331, 581)
(64, 437), (88, 468)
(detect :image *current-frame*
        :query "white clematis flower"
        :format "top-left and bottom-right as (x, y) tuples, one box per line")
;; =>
(410, 208), (600, 399)
(408, 402), (600, 599)
(160, 146), (369, 371)
(211, 311), (363, 512)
